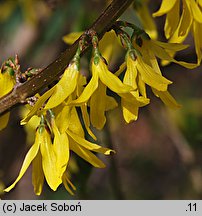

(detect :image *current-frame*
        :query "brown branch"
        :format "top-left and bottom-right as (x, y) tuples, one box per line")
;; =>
(0, 0), (133, 116)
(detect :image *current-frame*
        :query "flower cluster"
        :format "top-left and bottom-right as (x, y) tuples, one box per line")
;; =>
(153, 0), (202, 64)
(2, 16), (200, 195)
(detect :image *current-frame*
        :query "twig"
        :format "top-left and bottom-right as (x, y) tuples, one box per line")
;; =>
(0, 0), (133, 116)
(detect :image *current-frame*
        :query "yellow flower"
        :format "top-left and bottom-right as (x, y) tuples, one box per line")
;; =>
(133, 33), (197, 69)
(69, 55), (148, 129)
(132, 36), (184, 109)
(0, 69), (16, 130)
(134, 0), (158, 39)
(4, 117), (62, 195)
(153, 0), (202, 64)
(55, 105), (115, 167)
(21, 61), (79, 125)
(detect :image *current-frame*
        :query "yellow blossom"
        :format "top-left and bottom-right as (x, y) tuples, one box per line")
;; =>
(153, 0), (202, 64)
(4, 118), (62, 195)
(21, 61), (79, 125)
(134, 0), (158, 39)
(132, 36), (184, 109)
(55, 105), (115, 167)
(69, 54), (148, 129)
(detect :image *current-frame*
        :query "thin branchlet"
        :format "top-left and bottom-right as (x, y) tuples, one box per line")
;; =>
(0, 0), (133, 116)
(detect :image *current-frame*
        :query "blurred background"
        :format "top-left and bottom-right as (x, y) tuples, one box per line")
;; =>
(0, 0), (202, 200)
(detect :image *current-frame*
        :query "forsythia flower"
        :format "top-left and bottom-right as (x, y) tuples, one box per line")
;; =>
(0, 69), (15, 130)
(130, 31), (199, 109)
(121, 51), (178, 122)
(69, 53), (149, 129)
(5, 105), (114, 195)
(153, 0), (202, 64)
(4, 117), (62, 195)
(20, 61), (80, 124)
(133, 0), (158, 39)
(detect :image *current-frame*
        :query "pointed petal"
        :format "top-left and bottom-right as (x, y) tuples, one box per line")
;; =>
(4, 134), (40, 192)
(95, 60), (133, 93)
(0, 72), (15, 97)
(69, 139), (106, 168)
(62, 173), (76, 195)
(68, 107), (85, 137)
(55, 104), (71, 133)
(178, 1), (192, 37)
(99, 30), (122, 62)
(90, 81), (106, 129)
(189, 0), (202, 23)
(53, 127), (69, 178)
(80, 104), (97, 140)
(122, 98), (139, 123)
(32, 151), (44, 196)
(69, 70), (99, 105)
(21, 87), (55, 125)
(164, 0), (180, 39)
(137, 74), (147, 98)
(67, 130), (115, 155)
(137, 57), (172, 91)
(152, 40), (189, 51)
(153, 0), (177, 17)
(45, 64), (79, 109)
(152, 88), (182, 109)
(40, 129), (62, 191)
(125, 56), (138, 89)
(151, 40), (197, 68)
(192, 21), (202, 64)
(136, 1), (158, 39)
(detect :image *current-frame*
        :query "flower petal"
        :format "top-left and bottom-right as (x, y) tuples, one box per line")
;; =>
(80, 104), (97, 140)
(153, 0), (177, 17)
(21, 87), (55, 125)
(95, 59), (133, 94)
(122, 98), (139, 123)
(62, 173), (76, 195)
(67, 130), (115, 155)
(32, 151), (44, 196)
(0, 72), (15, 97)
(164, 0), (180, 38)
(55, 104), (71, 134)
(152, 88), (182, 109)
(45, 63), (79, 109)
(69, 138), (106, 168)
(53, 127), (69, 178)
(90, 81), (107, 129)
(40, 128), (62, 191)
(4, 133), (40, 192)
(69, 69), (99, 105)
(68, 107), (85, 137)
(137, 57), (172, 91)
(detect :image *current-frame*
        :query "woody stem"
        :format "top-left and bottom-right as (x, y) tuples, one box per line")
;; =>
(0, 0), (133, 116)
